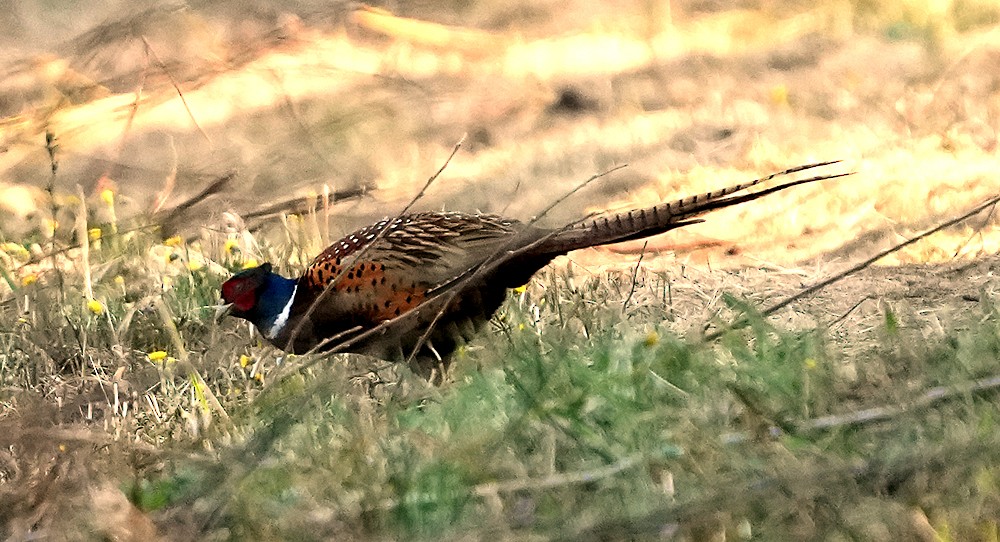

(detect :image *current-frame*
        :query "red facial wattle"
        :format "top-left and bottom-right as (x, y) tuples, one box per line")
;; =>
(222, 279), (257, 311)
(233, 290), (255, 311)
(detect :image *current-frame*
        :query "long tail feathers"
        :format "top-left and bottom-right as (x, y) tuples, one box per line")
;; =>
(541, 161), (850, 254)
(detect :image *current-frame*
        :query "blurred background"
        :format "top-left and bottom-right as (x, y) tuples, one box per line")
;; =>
(1, 0), (999, 269)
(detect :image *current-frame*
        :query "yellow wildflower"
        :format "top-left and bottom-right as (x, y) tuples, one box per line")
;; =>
(187, 260), (203, 272)
(513, 284), (528, 294)
(804, 358), (817, 370)
(254, 372), (265, 384)
(100, 188), (115, 206)
(21, 273), (37, 286)
(86, 299), (104, 315)
(242, 258), (259, 269)
(644, 331), (660, 347)
(88, 228), (102, 241)
(770, 84), (789, 106)
(163, 235), (183, 247)
(239, 354), (251, 368)
(114, 275), (125, 286)
(1, 243), (30, 262)
(224, 238), (239, 254)
(148, 350), (168, 362)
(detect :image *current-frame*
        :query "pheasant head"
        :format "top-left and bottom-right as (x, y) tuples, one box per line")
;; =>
(221, 263), (298, 342)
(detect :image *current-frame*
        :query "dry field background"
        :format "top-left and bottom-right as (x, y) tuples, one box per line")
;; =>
(2, 0), (1000, 539)
(0, 0), (997, 265)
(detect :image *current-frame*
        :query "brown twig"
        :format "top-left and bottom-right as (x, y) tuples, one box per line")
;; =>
(528, 164), (628, 227)
(706, 193), (1000, 341)
(140, 36), (210, 143)
(954, 198), (997, 258)
(240, 184), (372, 221)
(721, 372), (1000, 444)
(622, 240), (648, 311)
(43, 130), (65, 304)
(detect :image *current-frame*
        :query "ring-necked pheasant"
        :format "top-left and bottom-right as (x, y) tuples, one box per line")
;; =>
(221, 162), (847, 369)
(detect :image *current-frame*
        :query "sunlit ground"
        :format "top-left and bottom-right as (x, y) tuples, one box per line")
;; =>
(3, 0), (1000, 539)
(1, 1), (999, 274)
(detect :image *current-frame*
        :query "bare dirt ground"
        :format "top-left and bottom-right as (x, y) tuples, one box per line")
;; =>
(2, 0), (999, 371)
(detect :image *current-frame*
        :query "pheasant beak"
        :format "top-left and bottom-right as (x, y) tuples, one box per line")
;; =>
(216, 302), (234, 323)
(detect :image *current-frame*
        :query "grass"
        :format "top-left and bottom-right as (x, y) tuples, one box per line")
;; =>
(4, 0), (1000, 539)
(3, 212), (1000, 541)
